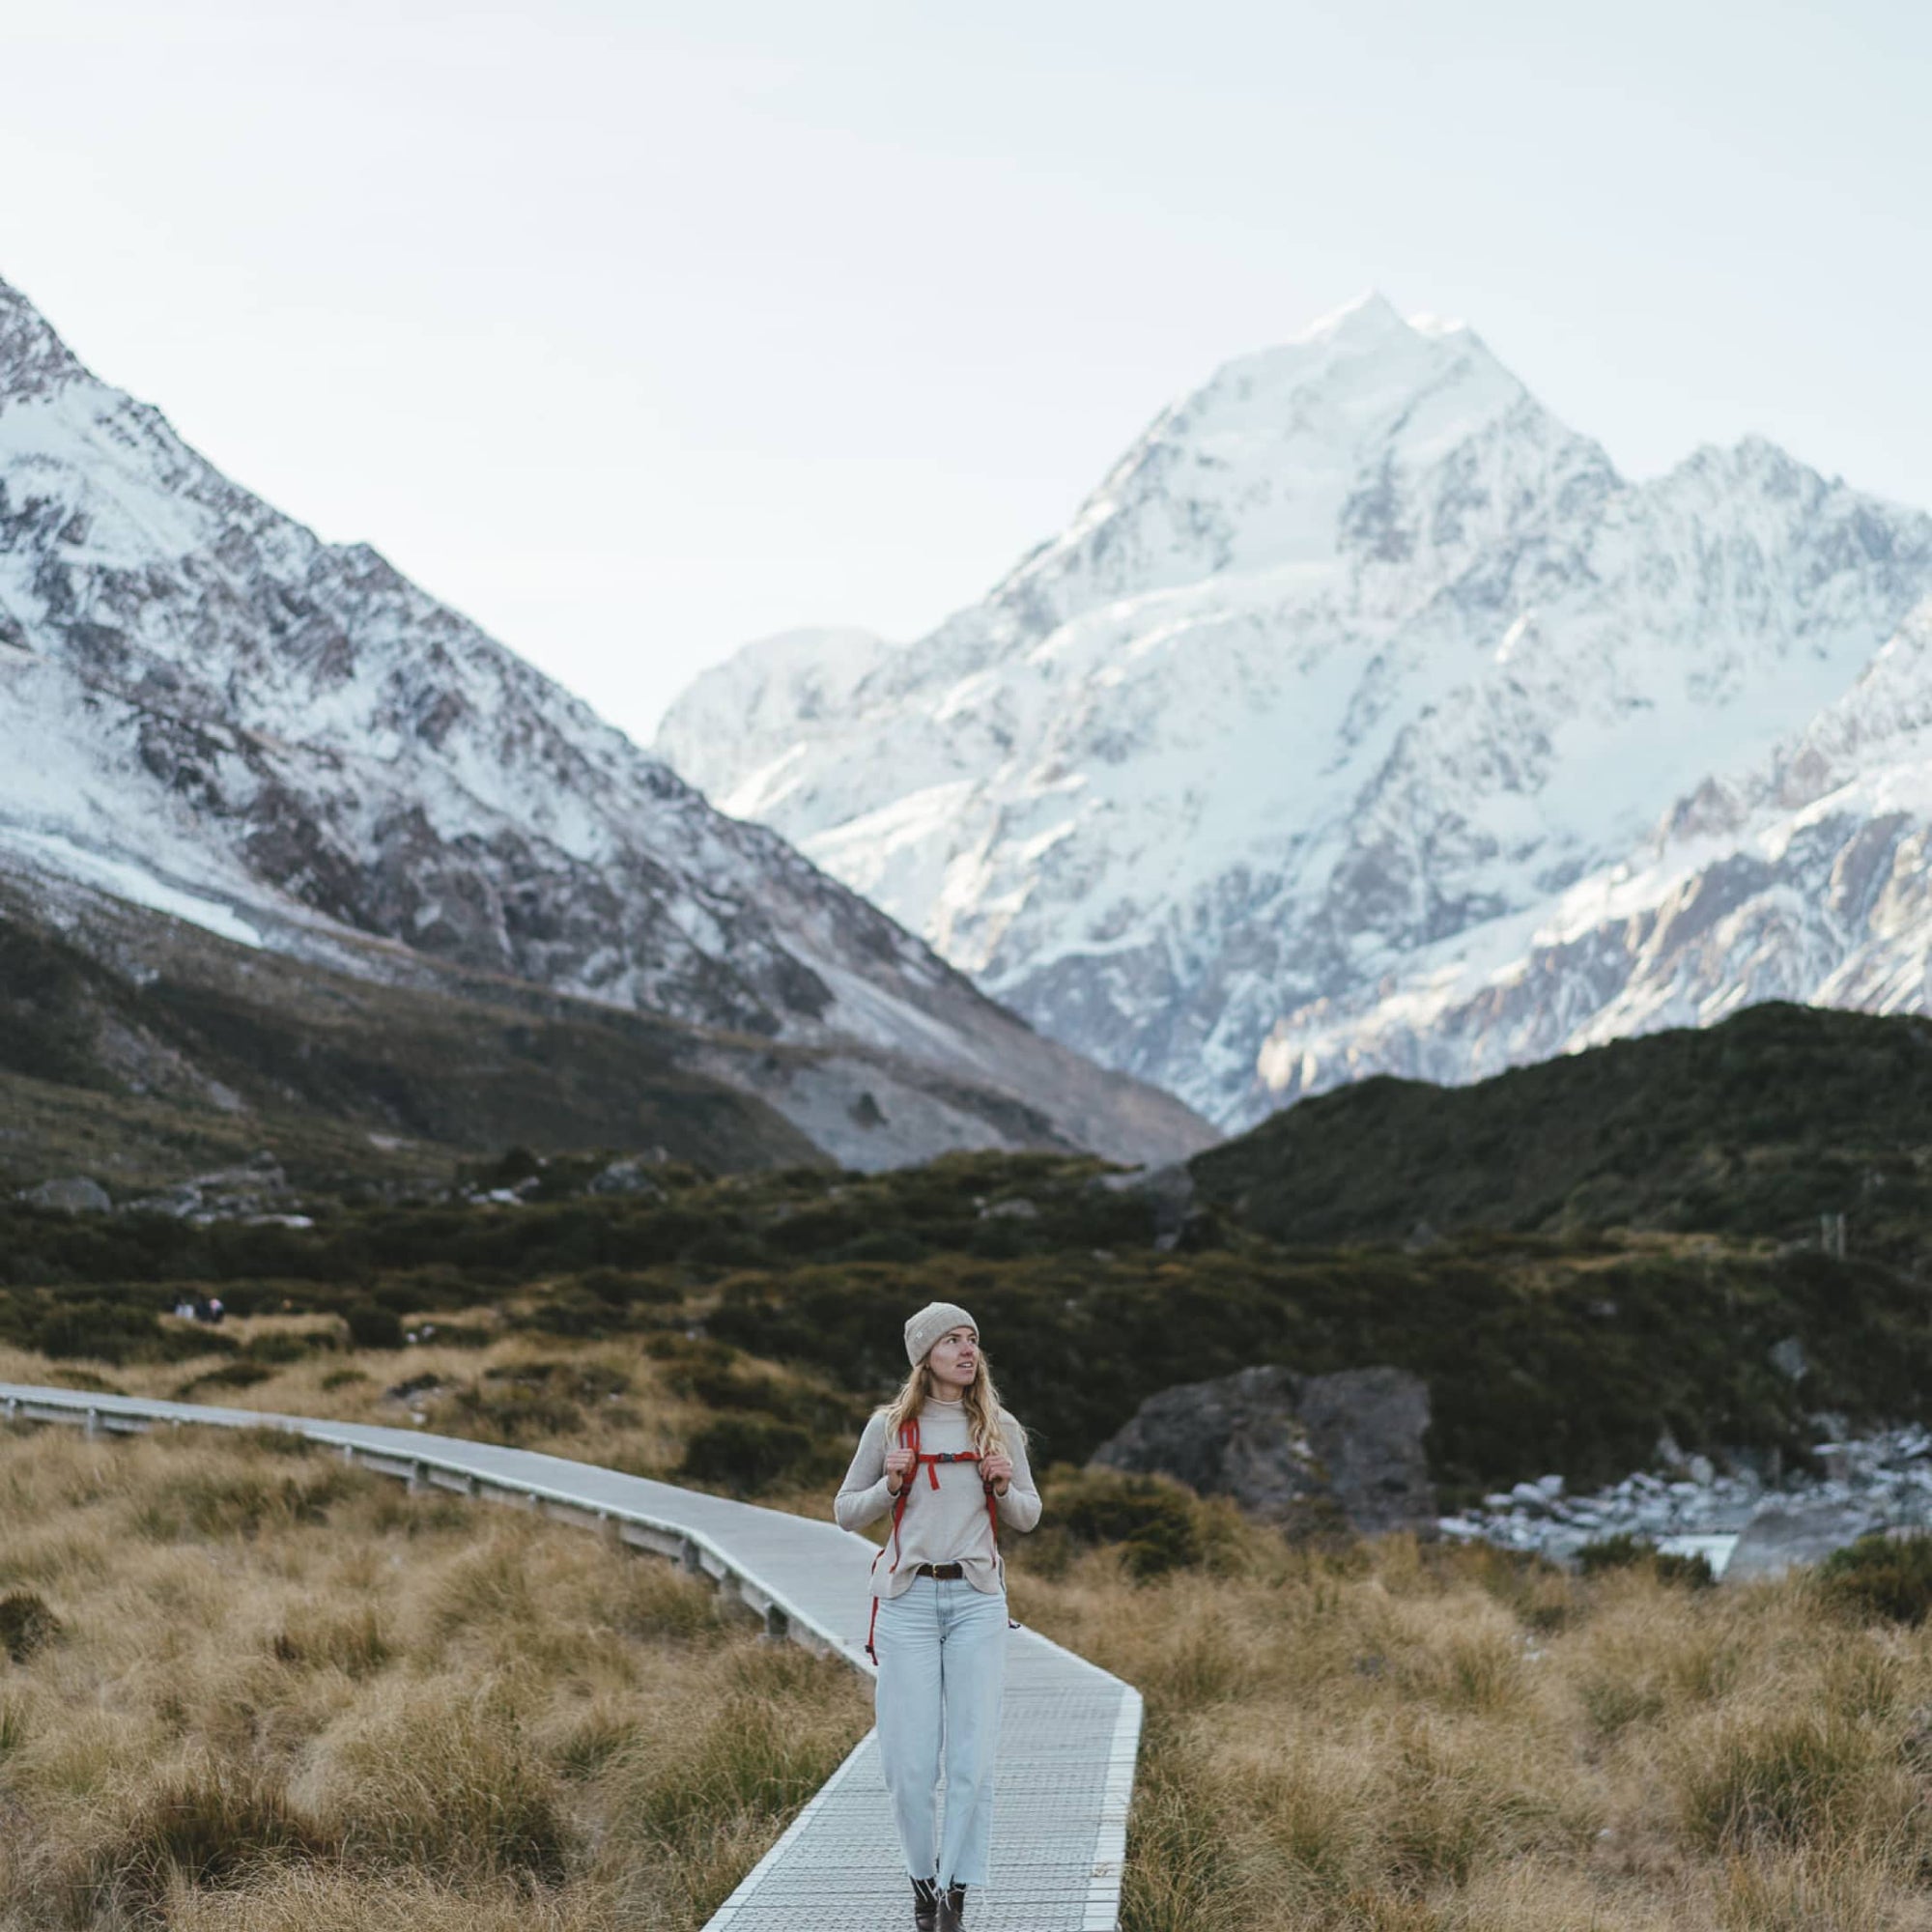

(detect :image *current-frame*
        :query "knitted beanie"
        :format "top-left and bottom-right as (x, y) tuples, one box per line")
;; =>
(904, 1300), (977, 1368)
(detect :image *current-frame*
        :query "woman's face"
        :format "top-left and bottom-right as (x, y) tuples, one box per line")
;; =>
(926, 1324), (979, 1395)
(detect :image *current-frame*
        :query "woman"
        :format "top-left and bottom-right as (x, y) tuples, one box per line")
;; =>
(835, 1299), (1041, 1932)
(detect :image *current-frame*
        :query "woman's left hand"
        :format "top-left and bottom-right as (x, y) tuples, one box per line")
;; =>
(981, 1452), (1014, 1494)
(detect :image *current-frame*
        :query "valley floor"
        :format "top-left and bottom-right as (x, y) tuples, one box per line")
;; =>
(3, 1320), (1931, 1930)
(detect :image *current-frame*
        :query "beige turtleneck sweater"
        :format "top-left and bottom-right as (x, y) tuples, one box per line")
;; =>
(835, 1393), (1041, 1597)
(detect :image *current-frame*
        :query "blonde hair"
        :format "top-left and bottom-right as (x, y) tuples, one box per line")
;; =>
(878, 1335), (1028, 1460)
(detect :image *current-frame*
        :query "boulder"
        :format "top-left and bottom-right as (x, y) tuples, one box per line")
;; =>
(588, 1157), (662, 1198)
(21, 1176), (112, 1213)
(1088, 1363), (1435, 1535)
(1724, 1499), (1883, 1583)
(980, 1196), (1038, 1220)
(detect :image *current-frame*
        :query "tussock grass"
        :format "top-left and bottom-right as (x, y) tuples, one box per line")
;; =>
(0, 1317), (849, 1517)
(9, 1315), (1932, 1928)
(0, 1421), (869, 1929)
(1009, 1525), (1932, 1931)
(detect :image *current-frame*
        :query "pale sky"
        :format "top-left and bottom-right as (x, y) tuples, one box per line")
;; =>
(5, 1), (1928, 744)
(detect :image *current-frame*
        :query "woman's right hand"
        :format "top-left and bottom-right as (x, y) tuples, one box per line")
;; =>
(884, 1443), (915, 1492)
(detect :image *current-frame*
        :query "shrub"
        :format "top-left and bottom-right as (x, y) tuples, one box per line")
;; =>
(173, 1359), (275, 1399)
(1576, 1533), (1714, 1588)
(438, 1360), (636, 1443)
(669, 1361), (855, 1433)
(1656, 1550), (1718, 1589)
(1678, 1710), (1896, 1855)
(0, 1590), (61, 1663)
(30, 1297), (165, 1364)
(575, 1265), (678, 1309)
(89, 1761), (336, 1906)
(448, 1382), (584, 1443)
(483, 1360), (631, 1401)
(1053, 1470), (1204, 1578)
(1576, 1532), (1651, 1575)
(680, 1416), (817, 1493)
(408, 1320), (494, 1348)
(1819, 1530), (1932, 1626)
(526, 1290), (615, 1339)
(242, 1327), (337, 1364)
(344, 1301), (404, 1350)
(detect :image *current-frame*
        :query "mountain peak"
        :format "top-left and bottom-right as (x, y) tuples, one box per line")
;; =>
(1288, 287), (1411, 347)
(0, 275), (85, 402)
(654, 301), (1932, 1131)
(1278, 289), (1480, 355)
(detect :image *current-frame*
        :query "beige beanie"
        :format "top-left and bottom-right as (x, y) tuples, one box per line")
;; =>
(904, 1300), (977, 1367)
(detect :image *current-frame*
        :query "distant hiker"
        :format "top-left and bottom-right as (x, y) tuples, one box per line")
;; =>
(835, 1301), (1040, 1932)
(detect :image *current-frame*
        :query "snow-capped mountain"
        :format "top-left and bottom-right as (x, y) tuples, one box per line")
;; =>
(657, 291), (1932, 1126)
(1261, 594), (1932, 1105)
(0, 273), (1212, 1170)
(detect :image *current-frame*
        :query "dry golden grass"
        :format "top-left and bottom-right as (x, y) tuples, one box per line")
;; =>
(0, 1311), (839, 1520)
(10, 1320), (1932, 1928)
(1009, 1535), (1932, 1932)
(0, 1420), (869, 1930)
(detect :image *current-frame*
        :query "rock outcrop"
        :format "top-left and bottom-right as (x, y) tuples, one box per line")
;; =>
(1088, 1363), (1435, 1535)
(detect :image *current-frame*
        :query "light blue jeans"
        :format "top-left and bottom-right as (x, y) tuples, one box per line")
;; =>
(872, 1574), (1009, 1888)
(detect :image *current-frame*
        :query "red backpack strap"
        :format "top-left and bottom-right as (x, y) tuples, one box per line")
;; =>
(865, 1417), (919, 1665)
(887, 1416), (918, 1569)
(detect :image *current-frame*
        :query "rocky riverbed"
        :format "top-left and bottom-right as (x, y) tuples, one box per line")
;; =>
(1439, 1425), (1932, 1578)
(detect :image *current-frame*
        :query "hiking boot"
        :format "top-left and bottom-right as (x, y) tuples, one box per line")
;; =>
(910, 1877), (939, 1931)
(936, 1882), (967, 1931)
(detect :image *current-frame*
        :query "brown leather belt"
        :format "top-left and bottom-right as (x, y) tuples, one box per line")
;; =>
(913, 1561), (965, 1578)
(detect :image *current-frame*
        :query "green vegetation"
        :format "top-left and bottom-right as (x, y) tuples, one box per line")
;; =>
(13, 1028), (1932, 1507)
(9, 999), (1932, 1927)
(1574, 1532), (1716, 1589)
(1819, 1530), (1932, 1626)
(1191, 1000), (1932, 1266)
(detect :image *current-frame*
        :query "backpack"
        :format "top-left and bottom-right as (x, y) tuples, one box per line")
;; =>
(864, 1413), (1016, 1663)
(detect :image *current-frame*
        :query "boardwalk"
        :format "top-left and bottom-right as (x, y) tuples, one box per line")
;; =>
(0, 1382), (1140, 1930)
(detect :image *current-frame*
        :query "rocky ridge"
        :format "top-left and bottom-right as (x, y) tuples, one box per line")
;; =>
(0, 273), (1211, 1171)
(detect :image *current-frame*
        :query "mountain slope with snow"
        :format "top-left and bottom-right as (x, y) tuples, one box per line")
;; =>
(658, 292), (1932, 1125)
(0, 274), (1212, 1170)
